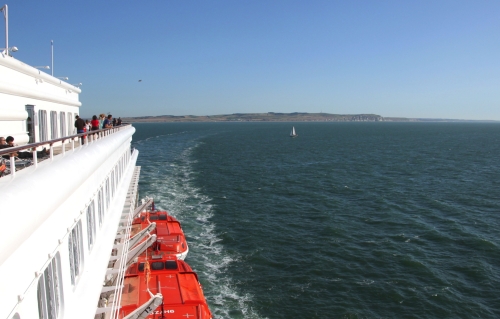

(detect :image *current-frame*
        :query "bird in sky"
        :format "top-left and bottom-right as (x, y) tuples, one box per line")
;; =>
(138, 80), (142, 82)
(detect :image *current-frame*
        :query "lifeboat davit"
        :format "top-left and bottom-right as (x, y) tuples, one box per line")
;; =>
(119, 256), (212, 319)
(132, 210), (189, 260)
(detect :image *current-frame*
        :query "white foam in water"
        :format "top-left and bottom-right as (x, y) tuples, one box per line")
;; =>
(137, 137), (266, 319)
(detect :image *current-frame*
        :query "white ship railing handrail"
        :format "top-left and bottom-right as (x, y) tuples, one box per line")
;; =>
(0, 123), (133, 180)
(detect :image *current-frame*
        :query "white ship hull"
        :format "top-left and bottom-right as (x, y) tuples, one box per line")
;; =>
(0, 9), (143, 318)
(0, 128), (140, 319)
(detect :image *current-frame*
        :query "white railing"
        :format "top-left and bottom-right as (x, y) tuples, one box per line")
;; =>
(0, 124), (133, 180)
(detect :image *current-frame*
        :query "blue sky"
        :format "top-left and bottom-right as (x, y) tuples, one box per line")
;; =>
(6, 1), (500, 120)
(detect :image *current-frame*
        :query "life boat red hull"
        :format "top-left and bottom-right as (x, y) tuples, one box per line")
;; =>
(119, 257), (212, 319)
(131, 211), (189, 260)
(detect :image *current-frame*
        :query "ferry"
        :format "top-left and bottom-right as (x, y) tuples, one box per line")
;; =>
(0, 4), (210, 319)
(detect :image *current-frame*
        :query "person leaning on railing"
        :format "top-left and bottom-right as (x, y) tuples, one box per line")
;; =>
(99, 113), (106, 129)
(91, 115), (100, 131)
(75, 115), (86, 144)
(0, 136), (17, 159)
(1, 136), (49, 159)
(103, 114), (113, 128)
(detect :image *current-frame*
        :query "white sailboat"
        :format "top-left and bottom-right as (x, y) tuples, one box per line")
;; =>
(290, 126), (298, 138)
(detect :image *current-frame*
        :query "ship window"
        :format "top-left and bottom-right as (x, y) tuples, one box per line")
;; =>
(96, 192), (102, 227)
(26, 106), (35, 143)
(38, 110), (48, 142)
(151, 262), (164, 270)
(159, 214), (167, 220)
(50, 111), (58, 140)
(120, 158), (123, 177)
(37, 252), (63, 319)
(67, 112), (73, 136)
(68, 221), (83, 285)
(138, 263), (145, 272)
(59, 112), (66, 137)
(149, 215), (159, 221)
(165, 261), (178, 270)
(98, 189), (104, 225)
(115, 165), (119, 184)
(110, 172), (115, 198)
(105, 179), (111, 211)
(87, 201), (96, 250)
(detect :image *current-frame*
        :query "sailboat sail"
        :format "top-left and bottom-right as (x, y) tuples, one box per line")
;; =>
(290, 126), (298, 137)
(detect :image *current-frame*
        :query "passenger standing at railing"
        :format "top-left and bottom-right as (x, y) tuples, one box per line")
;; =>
(91, 115), (100, 140)
(75, 115), (85, 144)
(103, 115), (113, 128)
(91, 115), (100, 131)
(99, 114), (106, 129)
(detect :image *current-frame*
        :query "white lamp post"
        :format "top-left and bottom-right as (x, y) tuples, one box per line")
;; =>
(51, 40), (53, 76)
(0, 5), (17, 56)
(0, 4), (8, 55)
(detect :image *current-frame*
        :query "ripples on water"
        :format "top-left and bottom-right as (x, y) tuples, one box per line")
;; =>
(133, 122), (500, 319)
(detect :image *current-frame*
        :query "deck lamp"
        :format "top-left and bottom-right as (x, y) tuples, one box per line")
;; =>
(0, 46), (17, 54)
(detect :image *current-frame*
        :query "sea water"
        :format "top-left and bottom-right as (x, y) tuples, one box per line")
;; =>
(133, 122), (500, 319)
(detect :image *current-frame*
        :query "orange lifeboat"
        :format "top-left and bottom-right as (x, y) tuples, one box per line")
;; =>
(131, 210), (189, 260)
(119, 256), (212, 319)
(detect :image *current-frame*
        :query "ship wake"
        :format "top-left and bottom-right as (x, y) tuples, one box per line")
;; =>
(135, 134), (266, 319)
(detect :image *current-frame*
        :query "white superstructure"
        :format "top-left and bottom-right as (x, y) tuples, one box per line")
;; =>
(0, 5), (140, 319)
(0, 45), (81, 146)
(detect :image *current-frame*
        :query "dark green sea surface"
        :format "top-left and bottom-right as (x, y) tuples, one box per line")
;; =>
(133, 122), (500, 319)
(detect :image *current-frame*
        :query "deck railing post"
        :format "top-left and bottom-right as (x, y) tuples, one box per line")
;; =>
(62, 140), (66, 156)
(50, 144), (54, 161)
(33, 150), (38, 168)
(10, 155), (15, 180)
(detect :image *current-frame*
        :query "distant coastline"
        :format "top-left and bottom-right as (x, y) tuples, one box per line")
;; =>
(122, 112), (497, 123)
